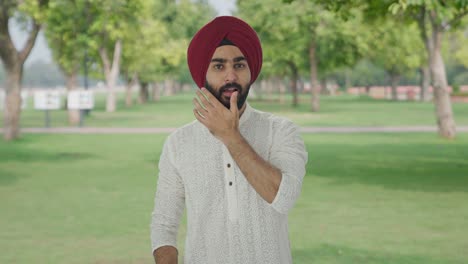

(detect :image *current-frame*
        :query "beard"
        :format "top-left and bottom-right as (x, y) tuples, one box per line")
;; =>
(205, 81), (250, 109)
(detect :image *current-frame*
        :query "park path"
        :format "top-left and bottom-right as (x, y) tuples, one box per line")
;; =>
(1, 126), (468, 134)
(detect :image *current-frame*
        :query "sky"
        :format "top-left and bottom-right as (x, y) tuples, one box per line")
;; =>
(10, 0), (236, 66)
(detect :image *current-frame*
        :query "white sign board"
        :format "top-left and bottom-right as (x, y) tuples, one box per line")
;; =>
(34, 90), (61, 110)
(0, 90), (28, 110)
(68, 90), (94, 110)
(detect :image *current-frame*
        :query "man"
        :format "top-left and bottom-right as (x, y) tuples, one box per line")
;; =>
(150, 16), (308, 264)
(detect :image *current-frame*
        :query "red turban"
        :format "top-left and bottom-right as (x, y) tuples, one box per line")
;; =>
(187, 16), (263, 88)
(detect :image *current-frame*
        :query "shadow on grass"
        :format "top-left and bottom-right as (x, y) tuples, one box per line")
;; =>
(0, 134), (96, 163)
(0, 147), (96, 163)
(0, 139), (97, 185)
(306, 137), (468, 193)
(0, 168), (21, 185)
(293, 244), (461, 264)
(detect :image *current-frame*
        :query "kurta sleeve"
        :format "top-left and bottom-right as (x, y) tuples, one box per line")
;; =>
(269, 120), (308, 215)
(150, 136), (185, 253)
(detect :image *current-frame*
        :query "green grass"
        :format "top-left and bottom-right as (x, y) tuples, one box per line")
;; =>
(4, 92), (468, 128)
(1, 133), (468, 263)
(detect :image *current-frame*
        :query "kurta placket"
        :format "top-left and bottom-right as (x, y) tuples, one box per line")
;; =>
(222, 145), (239, 222)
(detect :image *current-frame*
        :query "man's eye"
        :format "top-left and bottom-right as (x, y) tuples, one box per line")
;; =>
(214, 64), (223, 70)
(235, 63), (246, 69)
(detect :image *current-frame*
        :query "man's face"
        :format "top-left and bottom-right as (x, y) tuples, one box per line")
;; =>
(205, 45), (252, 109)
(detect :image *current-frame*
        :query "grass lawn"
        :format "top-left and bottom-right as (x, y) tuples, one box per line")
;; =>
(4, 91), (468, 128)
(1, 133), (467, 263)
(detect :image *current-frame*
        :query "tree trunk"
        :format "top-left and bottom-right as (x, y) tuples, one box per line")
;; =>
(125, 84), (133, 107)
(345, 69), (352, 91)
(164, 79), (174, 96)
(365, 85), (371, 96)
(174, 81), (181, 94)
(419, 66), (430, 101)
(288, 62), (299, 107)
(0, 15), (41, 140)
(99, 39), (122, 113)
(3, 65), (22, 140)
(125, 73), (138, 107)
(139, 82), (149, 104)
(105, 89), (116, 112)
(430, 34), (456, 138)
(65, 71), (80, 126)
(279, 79), (286, 104)
(390, 73), (400, 101)
(417, 8), (432, 103)
(419, 9), (456, 138)
(152, 82), (161, 102)
(309, 40), (320, 112)
(429, 16), (456, 138)
(259, 79), (267, 101)
(298, 78), (304, 94)
(320, 79), (327, 95)
(267, 77), (275, 101)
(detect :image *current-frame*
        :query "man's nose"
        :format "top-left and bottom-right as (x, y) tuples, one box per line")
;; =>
(224, 67), (238, 83)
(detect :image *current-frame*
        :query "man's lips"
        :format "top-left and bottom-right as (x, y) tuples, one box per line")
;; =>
(222, 87), (239, 97)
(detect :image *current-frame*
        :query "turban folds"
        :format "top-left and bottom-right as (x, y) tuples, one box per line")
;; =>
(187, 16), (263, 88)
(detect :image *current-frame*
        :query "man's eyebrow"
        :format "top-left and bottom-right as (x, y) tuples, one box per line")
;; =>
(233, 56), (246, 62)
(210, 57), (246, 63)
(210, 58), (226, 63)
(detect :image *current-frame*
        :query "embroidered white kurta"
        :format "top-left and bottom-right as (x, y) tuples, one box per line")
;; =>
(150, 104), (308, 264)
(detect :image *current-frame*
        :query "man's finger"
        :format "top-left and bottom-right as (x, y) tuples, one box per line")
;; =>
(201, 87), (224, 108)
(197, 89), (214, 108)
(193, 108), (206, 121)
(193, 98), (207, 114)
(230, 91), (239, 114)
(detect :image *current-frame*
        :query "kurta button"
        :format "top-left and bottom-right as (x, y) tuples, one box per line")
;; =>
(227, 163), (231, 168)
(229, 181), (233, 186)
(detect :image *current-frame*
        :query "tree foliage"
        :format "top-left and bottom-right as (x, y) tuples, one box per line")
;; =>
(367, 19), (423, 77)
(118, 0), (216, 87)
(239, 0), (366, 78)
(152, 0), (216, 81)
(45, 0), (90, 75)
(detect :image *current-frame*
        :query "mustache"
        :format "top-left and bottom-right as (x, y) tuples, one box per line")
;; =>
(219, 83), (243, 94)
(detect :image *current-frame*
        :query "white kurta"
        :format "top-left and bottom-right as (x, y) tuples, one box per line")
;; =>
(150, 104), (308, 264)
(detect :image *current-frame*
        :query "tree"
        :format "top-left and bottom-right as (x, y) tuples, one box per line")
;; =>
(348, 59), (388, 88)
(446, 24), (468, 70)
(299, 0), (467, 138)
(240, 0), (365, 110)
(45, 0), (90, 125)
(389, 0), (468, 138)
(367, 19), (423, 100)
(238, 0), (308, 107)
(239, 0), (317, 107)
(119, 0), (215, 105)
(310, 6), (366, 100)
(84, 0), (146, 112)
(119, 1), (169, 105)
(0, 0), (49, 140)
(154, 0), (215, 95)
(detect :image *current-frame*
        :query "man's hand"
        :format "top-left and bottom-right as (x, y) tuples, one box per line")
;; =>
(193, 87), (242, 142)
(154, 246), (178, 264)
